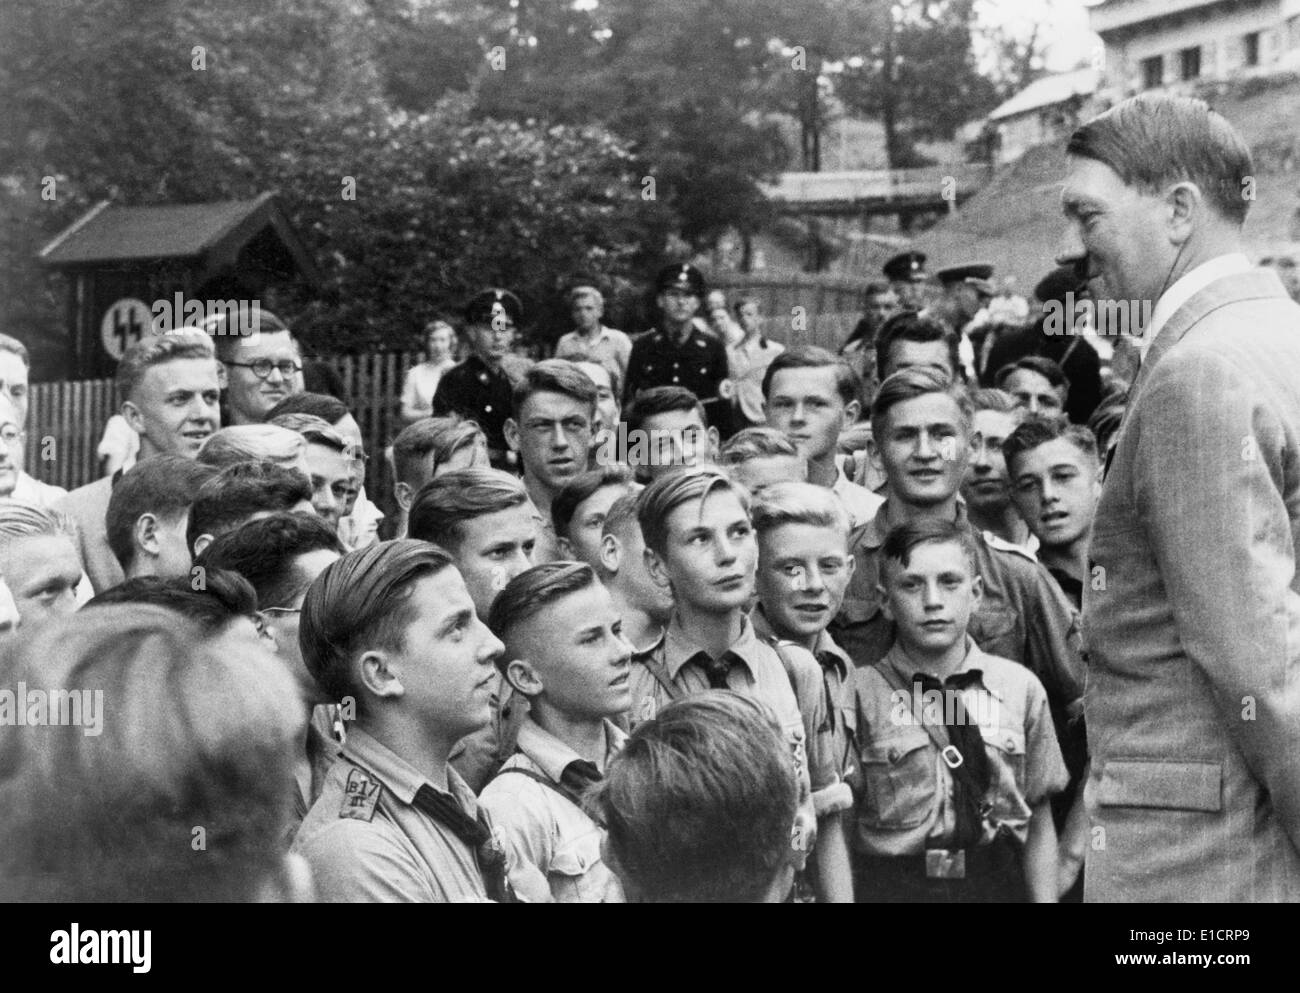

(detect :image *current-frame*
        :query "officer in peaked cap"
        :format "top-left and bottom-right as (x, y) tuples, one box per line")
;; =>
(882, 250), (929, 310)
(623, 263), (730, 430)
(431, 288), (523, 468)
(931, 262), (996, 380)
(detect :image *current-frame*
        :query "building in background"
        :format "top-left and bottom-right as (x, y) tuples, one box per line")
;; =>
(1092, 0), (1300, 99)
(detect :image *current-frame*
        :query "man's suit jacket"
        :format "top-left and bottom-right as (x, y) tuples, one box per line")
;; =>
(54, 474), (122, 595)
(1083, 267), (1300, 902)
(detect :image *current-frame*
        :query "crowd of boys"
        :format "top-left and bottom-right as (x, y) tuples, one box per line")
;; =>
(7, 91), (1295, 904)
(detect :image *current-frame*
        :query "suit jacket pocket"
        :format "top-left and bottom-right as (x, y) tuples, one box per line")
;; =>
(1096, 759), (1223, 812)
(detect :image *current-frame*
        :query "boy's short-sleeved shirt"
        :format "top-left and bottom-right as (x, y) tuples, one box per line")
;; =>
(851, 639), (1068, 858)
(293, 726), (493, 903)
(627, 613), (811, 798)
(831, 498), (1085, 728)
(831, 465), (885, 530)
(555, 325), (633, 380)
(479, 717), (627, 904)
(750, 607), (857, 812)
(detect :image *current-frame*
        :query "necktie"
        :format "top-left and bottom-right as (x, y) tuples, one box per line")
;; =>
(814, 650), (843, 734)
(912, 670), (991, 848)
(412, 783), (514, 902)
(688, 650), (738, 689)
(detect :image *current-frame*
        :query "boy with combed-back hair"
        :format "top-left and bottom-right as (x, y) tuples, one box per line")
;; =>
(629, 467), (817, 853)
(293, 540), (523, 902)
(751, 481), (859, 901)
(593, 690), (803, 903)
(407, 466), (539, 792)
(478, 562), (634, 902)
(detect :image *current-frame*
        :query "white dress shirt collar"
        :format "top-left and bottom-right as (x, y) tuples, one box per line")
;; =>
(1140, 252), (1252, 353)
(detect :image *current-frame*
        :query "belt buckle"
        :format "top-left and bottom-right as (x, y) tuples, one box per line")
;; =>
(926, 848), (966, 879)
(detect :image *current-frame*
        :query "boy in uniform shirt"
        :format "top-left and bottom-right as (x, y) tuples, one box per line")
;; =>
(626, 468), (817, 848)
(852, 519), (1066, 902)
(479, 562), (634, 902)
(292, 540), (518, 902)
(751, 481), (859, 902)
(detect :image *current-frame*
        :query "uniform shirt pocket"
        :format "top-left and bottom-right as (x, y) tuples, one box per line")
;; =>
(548, 829), (610, 903)
(858, 730), (935, 829)
(979, 723), (1030, 825)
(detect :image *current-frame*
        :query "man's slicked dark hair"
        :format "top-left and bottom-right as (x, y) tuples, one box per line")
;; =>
(1067, 92), (1254, 225)
(198, 512), (345, 610)
(105, 456), (218, 570)
(186, 460), (313, 552)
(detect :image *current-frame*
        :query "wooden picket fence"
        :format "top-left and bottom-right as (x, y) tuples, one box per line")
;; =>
(23, 272), (872, 500)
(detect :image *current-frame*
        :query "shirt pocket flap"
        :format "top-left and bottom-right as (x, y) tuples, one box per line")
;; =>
(979, 724), (1025, 757)
(1097, 760), (1223, 812)
(551, 830), (604, 878)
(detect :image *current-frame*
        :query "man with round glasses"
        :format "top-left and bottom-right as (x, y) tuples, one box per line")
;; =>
(204, 306), (304, 425)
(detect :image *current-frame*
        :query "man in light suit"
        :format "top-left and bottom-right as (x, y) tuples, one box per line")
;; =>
(1059, 94), (1300, 901)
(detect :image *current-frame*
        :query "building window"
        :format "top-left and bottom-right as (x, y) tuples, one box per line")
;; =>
(1244, 32), (1260, 67)
(1180, 46), (1201, 80)
(1142, 55), (1163, 89)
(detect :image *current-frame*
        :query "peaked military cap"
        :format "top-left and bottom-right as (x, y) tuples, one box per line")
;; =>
(883, 251), (928, 283)
(465, 288), (523, 327)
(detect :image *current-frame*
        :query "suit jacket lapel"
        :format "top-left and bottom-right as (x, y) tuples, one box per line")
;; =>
(1129, 268), (1289, 406)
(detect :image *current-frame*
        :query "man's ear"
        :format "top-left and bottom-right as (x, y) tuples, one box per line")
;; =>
(394, 481), (413, 513)
(706, 426), (720, 464)
(843, 397), (861, 426)
(216, 362), (229, 389)
(192, 533), (213, 558)
(969, 573), (985, 609)
(645, 546), (672, 590)
(121, 399), (145, 436)
(599, 533), (621, 574)
(504, 658), (544, 698)
(866, 434), (883, 475)
(359, 649), (403, 700)
(556, 535), (575, 560)
(504, 417), (521, 454)
(133, 512), (161, 560)
(1166, 181), (1202, 242)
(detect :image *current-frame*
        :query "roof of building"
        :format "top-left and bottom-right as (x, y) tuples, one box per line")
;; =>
(989, 68), (1100, 123)
(38, 193), (318, 283)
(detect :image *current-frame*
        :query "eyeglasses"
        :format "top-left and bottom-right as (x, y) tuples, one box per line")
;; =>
(226, 359), (303, 380)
